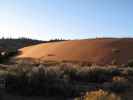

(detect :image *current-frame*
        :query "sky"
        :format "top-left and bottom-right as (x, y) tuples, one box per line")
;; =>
(0, 0), (133, 40)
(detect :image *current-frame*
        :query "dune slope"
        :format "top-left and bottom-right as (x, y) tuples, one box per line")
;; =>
(17, 38), (133, 65)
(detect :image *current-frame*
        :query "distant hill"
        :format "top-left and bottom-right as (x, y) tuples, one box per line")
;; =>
(0, 38), (44, 51)
(17, 38), (133, 65)
(0, 38), (67, 51)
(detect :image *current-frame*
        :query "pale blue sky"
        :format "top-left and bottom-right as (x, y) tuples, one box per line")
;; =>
(0, 0), (133, 40)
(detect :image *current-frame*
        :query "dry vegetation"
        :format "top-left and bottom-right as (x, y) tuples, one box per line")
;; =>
(77, 89), (121, 100)
(0, 60), (132, 100)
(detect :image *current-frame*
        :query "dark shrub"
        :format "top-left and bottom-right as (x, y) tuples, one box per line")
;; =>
(110, 81), (129, 93)
(112, 48), (120, 53)
(110, 68), (121, 76)
(4, 64), (131, 97)
(5, 71), (28, 95)
(127, 59), (133, 67)
(72, 67), (113, 83)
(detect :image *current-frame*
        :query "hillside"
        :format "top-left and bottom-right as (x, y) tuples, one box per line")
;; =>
(17, 38), (133, 65)
(0, 38), (44, 51)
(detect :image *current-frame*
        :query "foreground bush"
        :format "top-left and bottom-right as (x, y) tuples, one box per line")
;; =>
(5, 67), (76, 97)
(109, 76), (129, 93)
(72, 67), (122, 83)
(2, 64), (132, 97)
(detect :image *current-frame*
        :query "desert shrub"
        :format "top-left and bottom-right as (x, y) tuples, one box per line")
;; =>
(61, 66), (121, 83)
(7, 49), (19, 57)
(5, 66), (77, 97)
(62, 66), (77, 81)
(111, 59), (117, 65)
(15, 58), (39, 65)
(28, 67), (78, 97)
(5, 69), (28, 94)
(0, 49), (19, 64)
(25, 67), (63, 96)
(73, 67), (113, 83)
(41, 60), (61, 66)
(109, 77), (129, 93)
(112, 48), (120, 54)
(3, 64), (132, 97)
(78, 62), (92, 67)
(120, 67), (133, 76)
(109, 82), (128, 93)
(112, 76), (128, 82)
(77, 89), (121, 100)
(127, 59), (133, 67)
(110, 68), (121, 76)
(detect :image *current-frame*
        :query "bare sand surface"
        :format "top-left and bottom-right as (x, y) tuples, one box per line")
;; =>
(17, 38), (133, 65)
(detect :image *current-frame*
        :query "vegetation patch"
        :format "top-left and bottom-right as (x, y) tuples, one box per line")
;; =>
(77, 89), (121, 100)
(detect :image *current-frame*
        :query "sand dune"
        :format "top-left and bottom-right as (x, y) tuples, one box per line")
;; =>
(17, 38), (133, 65)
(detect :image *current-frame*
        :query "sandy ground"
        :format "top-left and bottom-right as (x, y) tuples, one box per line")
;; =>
(17, 38), (133, 65)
